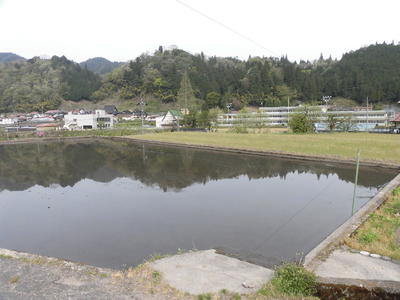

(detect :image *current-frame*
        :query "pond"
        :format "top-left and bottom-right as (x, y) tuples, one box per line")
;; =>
(0, 139), (396, 269)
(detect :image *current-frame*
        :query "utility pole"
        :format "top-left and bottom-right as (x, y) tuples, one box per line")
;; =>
(139, 97), (146, 135)
(322, 96), (332, 130)
(352, 150), (361, 216)
(366, 96), (369, 132)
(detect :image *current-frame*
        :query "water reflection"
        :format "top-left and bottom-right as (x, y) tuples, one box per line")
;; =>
(0, 139), (395, 192)
(0, 140), (397, 269)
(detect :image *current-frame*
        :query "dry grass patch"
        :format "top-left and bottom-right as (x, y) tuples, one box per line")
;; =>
(345, 187), (400, 259)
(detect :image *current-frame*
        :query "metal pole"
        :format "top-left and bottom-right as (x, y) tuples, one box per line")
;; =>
(366, 96), (369, 132)
(287, 97), (290, 127)
(139, 97), (145, 135)
(352, 149), (361, 216)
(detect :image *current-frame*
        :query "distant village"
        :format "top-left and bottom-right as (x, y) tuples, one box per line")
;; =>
(0, 105), (184, 135)
(1, 104), (400, 135)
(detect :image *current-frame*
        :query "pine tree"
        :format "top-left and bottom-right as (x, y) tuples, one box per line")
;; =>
(176, 71), (197, 110)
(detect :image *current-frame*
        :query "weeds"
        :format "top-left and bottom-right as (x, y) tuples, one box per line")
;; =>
(9, 276), (19, 284)
(358, 231), (379, 244)
(270, 263), (317, 297)
(197, 293), (212, 300)
(152, 271), (161, 283)
(232, 293), (241, 300)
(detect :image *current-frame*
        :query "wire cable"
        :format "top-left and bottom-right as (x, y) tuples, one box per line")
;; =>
(175, 0), (279, 57)
(253, 179), (335, 251)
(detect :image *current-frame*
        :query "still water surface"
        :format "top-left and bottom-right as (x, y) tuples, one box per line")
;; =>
(0, 140), (396, 268)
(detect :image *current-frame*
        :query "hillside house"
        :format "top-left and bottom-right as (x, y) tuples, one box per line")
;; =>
(155, 110), (182, 128)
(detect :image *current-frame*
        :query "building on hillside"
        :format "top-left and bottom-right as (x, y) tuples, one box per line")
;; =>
(104, 105), (118, 115)
(217, 105), (394, 131)
(63, 110), (114, 130)
(155, 110), (182, 128)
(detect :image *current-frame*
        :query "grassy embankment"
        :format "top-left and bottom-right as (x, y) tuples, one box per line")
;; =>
(345, 187), (400, 260)
(131, 131), (400, 164)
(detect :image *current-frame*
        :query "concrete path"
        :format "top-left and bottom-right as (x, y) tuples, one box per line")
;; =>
(0, 248), (177, 300)
(151, 249), (274, 295)
(314, 249), (400, 281)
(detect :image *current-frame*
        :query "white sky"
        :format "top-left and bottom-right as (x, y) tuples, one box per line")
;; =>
(0, 0), (399, 63)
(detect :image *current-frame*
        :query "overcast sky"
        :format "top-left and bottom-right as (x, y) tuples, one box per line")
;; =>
(0, 0), (399, 63)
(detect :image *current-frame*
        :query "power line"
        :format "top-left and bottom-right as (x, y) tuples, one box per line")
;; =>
(253, 180), (334, 251)
(175, 0), (279, 57)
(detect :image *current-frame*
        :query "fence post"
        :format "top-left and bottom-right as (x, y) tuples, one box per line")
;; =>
(352, 149), (361, 215)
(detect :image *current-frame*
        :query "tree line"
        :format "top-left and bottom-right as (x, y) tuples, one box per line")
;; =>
(0, 43), (399, 113)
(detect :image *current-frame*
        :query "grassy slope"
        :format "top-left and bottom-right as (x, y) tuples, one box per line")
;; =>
(345, 187), (400, 259)
(132, 132), (400, 164)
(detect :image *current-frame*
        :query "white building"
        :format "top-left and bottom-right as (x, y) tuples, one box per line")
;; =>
(0, 118), (17, 125)
(63, 110), (114, 130)
(217, 105), (394, 130)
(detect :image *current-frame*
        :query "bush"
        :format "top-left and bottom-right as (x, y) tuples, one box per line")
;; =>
(230, 125), (248, 134)
(271, 263), (316, 297)
(288, 113), (314, 133)
(288, 106), (319, 133)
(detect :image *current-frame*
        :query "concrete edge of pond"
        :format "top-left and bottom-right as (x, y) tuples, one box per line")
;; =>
(150, 249), (274, 295)
(0, 136), (92, 145)
(107, 136), (400, 170)
(317, 277), (400, 295)
(0, 247), (114, 274)
(303, 172), (400, 293)
(303, 172), (400, 269)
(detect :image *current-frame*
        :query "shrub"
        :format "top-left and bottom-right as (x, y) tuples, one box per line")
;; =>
(271, 263), (316, 296)
(288, 106), (320, 133)
(230, 125), (248, 134)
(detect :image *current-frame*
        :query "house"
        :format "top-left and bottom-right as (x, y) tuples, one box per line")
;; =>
(64, 110), (114, 130)
(104, 105), (118, 115)
(36, 123), (59, 132)
(392, 113), (400, 130)
(156, 110), (182, 128)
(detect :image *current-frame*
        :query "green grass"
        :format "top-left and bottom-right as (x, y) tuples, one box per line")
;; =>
(130, 131), (400, 164)
(269, 263), (317, 297)
(152, 271), (161, 283)
(346, 187), (400, 259)
(0, 254), (13, 259)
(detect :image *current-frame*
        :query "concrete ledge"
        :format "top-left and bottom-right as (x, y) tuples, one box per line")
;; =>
(0, 247), (113, 274)
(317, 277), (400, 295)
(0, 136), (96, 145)
(151, 249), (274, 295)
(304, 173), (400, 270)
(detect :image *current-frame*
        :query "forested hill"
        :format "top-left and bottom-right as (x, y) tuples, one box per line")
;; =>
(320, 43), (400, 102)
(80, 57), (123, 75)
(0, 43), (399, 113)
(0, 56), (101, 112)
(0, 52), (25, 63)
(93, 43), (400, 109)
